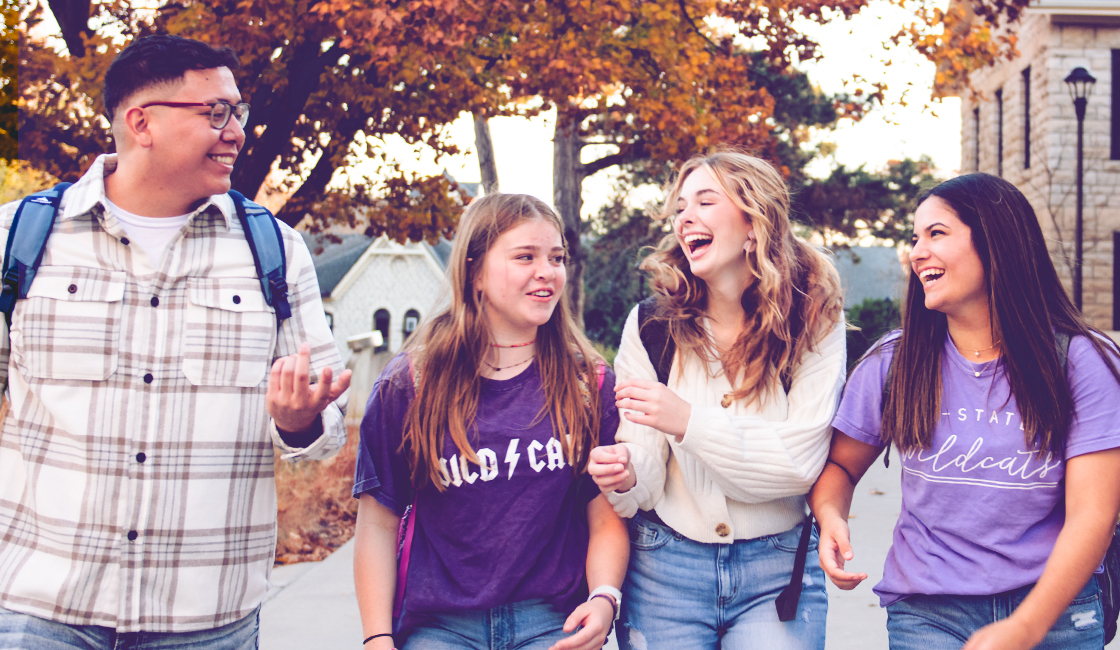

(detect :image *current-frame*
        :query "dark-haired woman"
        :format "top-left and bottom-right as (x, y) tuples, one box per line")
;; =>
(588, 151), (847, 649)
(809, 172), (1120, 650)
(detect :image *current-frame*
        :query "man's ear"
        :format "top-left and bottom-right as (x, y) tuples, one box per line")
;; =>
(121, 106), (154, 148)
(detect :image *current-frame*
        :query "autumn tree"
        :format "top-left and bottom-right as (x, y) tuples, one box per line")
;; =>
(0, 0), (19, 161)
(459, 0), (877, 318)
(19, 0), (536, 241)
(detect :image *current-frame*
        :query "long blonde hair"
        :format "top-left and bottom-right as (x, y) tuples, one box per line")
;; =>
(402, 194), (603, 490)
(641, 151), (843, 404)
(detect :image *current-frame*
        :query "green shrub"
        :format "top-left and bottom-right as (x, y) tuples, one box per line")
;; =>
(846, 297), (901, 370)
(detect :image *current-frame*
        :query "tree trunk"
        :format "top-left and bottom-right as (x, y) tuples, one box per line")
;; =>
(274, 115), (363, 227)
(473, 112), (499, 194)
(46, 0), (91, 58)
(553, 114), (584, 328)
(231, 38), (341, 201)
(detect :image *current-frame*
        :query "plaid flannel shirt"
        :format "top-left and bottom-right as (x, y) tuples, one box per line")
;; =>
(0, 155), (347, 632)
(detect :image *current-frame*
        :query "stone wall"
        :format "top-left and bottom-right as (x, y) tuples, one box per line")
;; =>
(963, 15), (1120, 328)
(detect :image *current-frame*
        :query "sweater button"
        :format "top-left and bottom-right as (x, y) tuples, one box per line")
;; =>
(715, 523), (730, 537)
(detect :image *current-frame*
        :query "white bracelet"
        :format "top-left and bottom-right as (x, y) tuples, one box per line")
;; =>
(587, 585), (622, 621)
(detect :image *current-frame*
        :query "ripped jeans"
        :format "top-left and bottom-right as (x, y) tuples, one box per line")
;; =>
(885, 575), (1103, 650)
(617, 513), (827, 650)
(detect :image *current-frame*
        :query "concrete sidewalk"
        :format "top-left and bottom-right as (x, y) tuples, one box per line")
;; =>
(260, 454), (1116, 649)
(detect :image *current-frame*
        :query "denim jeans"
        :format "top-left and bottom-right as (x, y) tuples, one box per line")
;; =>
(402, 598), (571, 650)
(617, 513), (828, 650)
(886, 576), (1103, 650)
(0, 606), (259, 650)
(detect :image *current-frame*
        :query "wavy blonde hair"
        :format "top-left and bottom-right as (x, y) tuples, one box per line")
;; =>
(641, 151), (843, 405)
(401, 194), (603, 490)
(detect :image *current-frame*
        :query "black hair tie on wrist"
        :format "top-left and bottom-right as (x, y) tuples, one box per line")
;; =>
(826, 458), (858, 486)
(364, 633), (393, 645)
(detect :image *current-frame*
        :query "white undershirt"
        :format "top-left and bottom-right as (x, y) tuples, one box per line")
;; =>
(104, 198), (192, 266)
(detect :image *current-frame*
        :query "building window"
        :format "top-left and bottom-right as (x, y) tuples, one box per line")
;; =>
(1022, 67), (1031, 169)
(1113, 50), (1120, 160)
(373, 309), (390, 352)
(324, 311), (334, 331)
(995, 88), (1004, 177)
(403, 309), (420, 340)
(973, 107), (981, 171)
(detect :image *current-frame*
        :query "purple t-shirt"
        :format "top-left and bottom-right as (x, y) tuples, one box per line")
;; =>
(353, 354), (619, 632)
(833, 330), (1120, 606)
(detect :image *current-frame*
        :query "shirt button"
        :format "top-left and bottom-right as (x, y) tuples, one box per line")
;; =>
(143, 373), (154, 384)
(232, 295), (241, 305)
(67, 284), (77, 294)
(136, 452), (146, 463)
(150, 296), (159, 307)
(715, 523), (730, 537)
(127, 530), (138, 541)
(121, 237), (130, 246)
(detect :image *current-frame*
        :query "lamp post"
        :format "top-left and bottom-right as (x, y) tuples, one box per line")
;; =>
(1065, 66), (1096, 311)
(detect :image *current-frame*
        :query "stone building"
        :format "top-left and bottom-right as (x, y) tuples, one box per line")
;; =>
(953, 0), (1120, 327)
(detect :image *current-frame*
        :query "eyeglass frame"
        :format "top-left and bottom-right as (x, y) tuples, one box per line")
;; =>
(138, 100), (251, 130)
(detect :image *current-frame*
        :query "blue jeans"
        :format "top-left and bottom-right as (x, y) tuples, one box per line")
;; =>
(886, 576), (1103, 650)
(403, 599), (571, 650)
(0, 606), (259, 650)
(617, 513), (828, 650)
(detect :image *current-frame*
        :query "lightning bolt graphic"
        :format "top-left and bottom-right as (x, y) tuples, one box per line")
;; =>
(505, 439), (521, 480)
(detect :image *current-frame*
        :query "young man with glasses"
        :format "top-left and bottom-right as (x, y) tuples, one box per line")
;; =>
(0, 35), (350, 649)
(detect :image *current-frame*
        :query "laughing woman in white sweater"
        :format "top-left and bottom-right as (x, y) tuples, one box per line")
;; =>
(589, 151), (846, 650)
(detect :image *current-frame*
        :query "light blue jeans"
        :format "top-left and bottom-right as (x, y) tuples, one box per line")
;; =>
(617, 513), (828, 650)
(886, 576), (1104, 650)
(402, 598), (571, 650)
(0, 606), (258, 650)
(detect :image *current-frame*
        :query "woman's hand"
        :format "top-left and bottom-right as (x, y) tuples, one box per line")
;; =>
(548, 596), (615, 650)
(614, 378), (691, 438)
(961, 616), (1045, 650)
(588, 445), (635, 494)
(817, 514), (867, 590)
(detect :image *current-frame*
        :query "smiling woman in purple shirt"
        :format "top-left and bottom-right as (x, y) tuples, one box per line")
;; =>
(352, 194), (626, 650)
(809, 173), (1120, 650)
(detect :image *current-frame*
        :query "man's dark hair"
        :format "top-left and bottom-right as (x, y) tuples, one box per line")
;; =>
(104, 35), (240, 123)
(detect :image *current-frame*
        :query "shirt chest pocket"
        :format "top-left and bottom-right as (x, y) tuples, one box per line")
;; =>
(182, 278), (276, 387)
(10, 267), (127, 381)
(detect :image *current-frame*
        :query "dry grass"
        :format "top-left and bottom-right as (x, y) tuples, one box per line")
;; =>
(274, 424), (361, 565)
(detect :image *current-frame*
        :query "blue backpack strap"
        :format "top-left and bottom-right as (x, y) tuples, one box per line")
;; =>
(227, 190), (291, 325)
(0, 182), (73, 326)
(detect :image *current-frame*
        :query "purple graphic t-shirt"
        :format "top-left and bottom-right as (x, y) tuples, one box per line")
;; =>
(353, 354), (619, 632)
(833, 331), (1120, 606)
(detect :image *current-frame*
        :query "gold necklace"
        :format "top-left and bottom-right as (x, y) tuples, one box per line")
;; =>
(950, 335), (1001, 358)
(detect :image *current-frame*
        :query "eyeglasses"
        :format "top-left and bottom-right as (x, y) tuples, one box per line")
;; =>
(139, 100), (250, 130)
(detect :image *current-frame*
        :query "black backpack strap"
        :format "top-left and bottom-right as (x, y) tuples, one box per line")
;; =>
(0, 183), (73, 327)
(228, 190), (291, 326)
(637, 297), (674, 385)
(879, 348), (900, 468)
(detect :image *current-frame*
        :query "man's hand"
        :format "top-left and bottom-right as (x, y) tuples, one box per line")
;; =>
(267, 342), (351, 433)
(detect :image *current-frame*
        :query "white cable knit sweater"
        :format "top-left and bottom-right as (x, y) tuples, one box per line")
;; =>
(606, 305), (847, 543)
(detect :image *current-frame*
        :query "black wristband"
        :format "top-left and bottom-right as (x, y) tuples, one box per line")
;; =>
(826, 458), (858, 486)
(364, 633), (393, 645)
